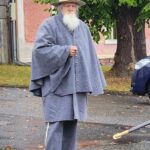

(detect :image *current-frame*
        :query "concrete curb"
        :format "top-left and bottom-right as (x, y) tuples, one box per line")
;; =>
(0, 85), (133, 96)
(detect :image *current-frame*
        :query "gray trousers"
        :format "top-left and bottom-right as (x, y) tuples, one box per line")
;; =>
(44, 120), (78, 150)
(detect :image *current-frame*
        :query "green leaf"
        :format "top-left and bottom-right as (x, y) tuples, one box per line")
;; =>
(33, 0), (150, 41)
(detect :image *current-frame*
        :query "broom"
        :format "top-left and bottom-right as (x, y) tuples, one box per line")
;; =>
(113, 120), (150, 140)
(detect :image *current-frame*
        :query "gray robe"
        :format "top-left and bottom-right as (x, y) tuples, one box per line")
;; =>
(42, 90), (87, 122)
(29, 12), (106, 122)
(29, 12), (106, 97)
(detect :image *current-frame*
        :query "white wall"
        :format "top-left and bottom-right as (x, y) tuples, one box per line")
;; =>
(16, 0), (32, 62)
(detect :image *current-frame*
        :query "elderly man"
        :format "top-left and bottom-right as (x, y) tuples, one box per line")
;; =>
(29, 0), (106, 149)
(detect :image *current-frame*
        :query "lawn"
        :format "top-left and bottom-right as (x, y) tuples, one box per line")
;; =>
(102, 65), (131, 93)
(0, 64), (131, 93)
(0, 64), (30, 88)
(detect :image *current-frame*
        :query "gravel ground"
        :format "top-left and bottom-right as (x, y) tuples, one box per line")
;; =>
(0, 87), (150, 150)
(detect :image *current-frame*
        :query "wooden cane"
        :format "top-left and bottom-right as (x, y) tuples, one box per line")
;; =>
(113, 120), (150, 140)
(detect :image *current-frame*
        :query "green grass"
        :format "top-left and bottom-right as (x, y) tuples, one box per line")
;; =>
(102, 66), (131, 93)
(0, 64), (131, 93)
(0, 64), (30, 88)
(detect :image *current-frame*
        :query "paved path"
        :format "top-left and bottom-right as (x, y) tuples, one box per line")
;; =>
(0, 87), (150, 150)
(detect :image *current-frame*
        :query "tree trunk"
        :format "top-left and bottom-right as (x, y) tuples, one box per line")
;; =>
(111, 5), (146, 76)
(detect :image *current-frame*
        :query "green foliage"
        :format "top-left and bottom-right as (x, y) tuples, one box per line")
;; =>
(34, 0), (54, 4)
(119, 0), (138, 6)
(33, 0), (150, 43)
(139, 2), (150, 20)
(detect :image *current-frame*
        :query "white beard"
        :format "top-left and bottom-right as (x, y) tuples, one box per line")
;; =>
(63, 13), (80, 31)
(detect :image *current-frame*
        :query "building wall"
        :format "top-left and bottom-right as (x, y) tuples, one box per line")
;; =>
(96, 25), (150, 59)
(145, 25), (150, 54)
(24, 0), (50, 42)
(17, 0), (150, 62)
(16, 0), (49, 62)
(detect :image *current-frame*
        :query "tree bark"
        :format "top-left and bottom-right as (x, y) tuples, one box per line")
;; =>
(111, 5), (146, 76)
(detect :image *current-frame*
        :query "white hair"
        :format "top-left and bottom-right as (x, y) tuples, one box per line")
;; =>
(63, 13), (80, 31)
(56, 4), (80, 31)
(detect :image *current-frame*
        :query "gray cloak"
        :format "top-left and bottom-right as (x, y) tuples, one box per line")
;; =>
(29, 12), (106, 97)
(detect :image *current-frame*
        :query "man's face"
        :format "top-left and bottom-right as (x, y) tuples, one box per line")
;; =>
(62, 3), (78, 14)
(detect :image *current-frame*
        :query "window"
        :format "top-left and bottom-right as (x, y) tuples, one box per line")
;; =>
(105, 26), (117, 44)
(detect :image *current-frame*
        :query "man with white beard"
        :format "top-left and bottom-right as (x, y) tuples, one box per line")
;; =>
(62, 5), (80, 31)
(29, 0), (106, 150)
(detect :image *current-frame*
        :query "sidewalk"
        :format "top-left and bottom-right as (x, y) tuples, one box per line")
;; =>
(0, 87), (150, 150)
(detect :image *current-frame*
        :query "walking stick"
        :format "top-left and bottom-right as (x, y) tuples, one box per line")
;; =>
(113, 120), (150, 140)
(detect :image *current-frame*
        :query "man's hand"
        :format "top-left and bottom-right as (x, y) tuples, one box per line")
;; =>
(69, 46), (78, 56)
